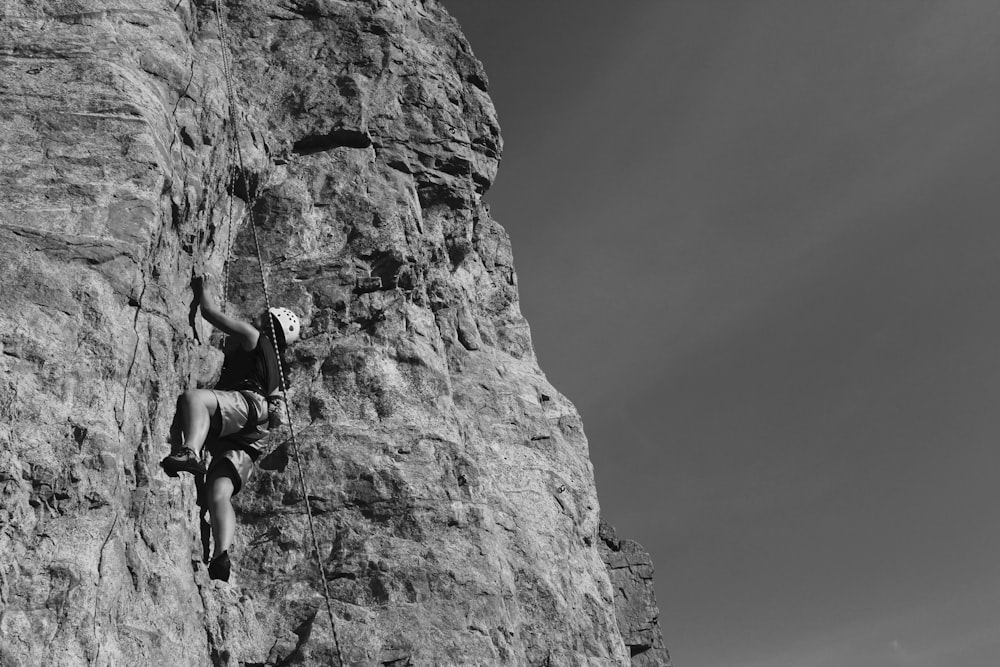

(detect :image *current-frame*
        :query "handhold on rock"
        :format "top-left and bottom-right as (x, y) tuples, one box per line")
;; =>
(355, 276), (382, 293)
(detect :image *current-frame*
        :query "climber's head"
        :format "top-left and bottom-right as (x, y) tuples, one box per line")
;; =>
(266, 307), (301, 350)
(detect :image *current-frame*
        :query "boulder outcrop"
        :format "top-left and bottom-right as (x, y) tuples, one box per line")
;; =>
(0, 0), (667, 664)
(599, 521), (671, 666)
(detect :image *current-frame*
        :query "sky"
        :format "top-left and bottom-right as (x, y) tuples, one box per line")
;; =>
(441, 2), (1000, 666)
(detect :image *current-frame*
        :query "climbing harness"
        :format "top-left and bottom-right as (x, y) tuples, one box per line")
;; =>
(210, 2), (344, 662)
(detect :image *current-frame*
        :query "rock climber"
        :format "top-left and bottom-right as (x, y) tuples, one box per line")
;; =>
(160, 274), (301, 582)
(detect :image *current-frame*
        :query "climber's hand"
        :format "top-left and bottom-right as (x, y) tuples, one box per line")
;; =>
(267, 395), (288, 429)
(191, 273), (212, 296)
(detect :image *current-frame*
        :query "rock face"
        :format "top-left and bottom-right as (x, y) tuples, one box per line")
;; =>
(599, 522), (671, 667)
(0, 1), (667, 665)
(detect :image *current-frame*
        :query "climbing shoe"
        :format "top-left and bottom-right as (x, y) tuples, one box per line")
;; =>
(160, 448), (206, 477)
(208, 551), (231, 582)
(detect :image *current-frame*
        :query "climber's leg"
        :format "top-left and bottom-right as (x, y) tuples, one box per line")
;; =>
(178, 389), (220, 454)
(206, 462), (239, 581)
(208, 471), (236, 556)
(168, 396), (183, 449)
(160, 390), (219, 476)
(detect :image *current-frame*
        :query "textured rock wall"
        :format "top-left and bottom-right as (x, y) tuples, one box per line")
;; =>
(0, 0), (666, 664)
(599, 522), (671, 666)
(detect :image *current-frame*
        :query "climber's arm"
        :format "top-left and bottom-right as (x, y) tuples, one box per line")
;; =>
(193, 275), (260, 351)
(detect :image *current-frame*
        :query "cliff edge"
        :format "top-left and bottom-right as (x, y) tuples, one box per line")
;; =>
(0, 1), (667, 664)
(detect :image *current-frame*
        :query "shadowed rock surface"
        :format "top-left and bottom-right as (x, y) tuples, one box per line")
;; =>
(599, 521), (671, 666)
(0, 0), (668, 664)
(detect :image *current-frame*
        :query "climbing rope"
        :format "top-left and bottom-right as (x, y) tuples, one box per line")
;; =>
(210, 2), (344, 663)
(214, 0), (242, 312)
(220, 131), (237, 309)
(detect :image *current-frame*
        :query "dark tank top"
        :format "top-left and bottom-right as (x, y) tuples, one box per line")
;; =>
(215, 334), (282, 395)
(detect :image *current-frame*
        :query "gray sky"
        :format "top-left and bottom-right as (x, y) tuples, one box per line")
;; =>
(443, 2), (1000, 665)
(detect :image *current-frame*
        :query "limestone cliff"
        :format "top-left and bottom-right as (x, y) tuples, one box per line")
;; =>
(0, 1), (668, 664)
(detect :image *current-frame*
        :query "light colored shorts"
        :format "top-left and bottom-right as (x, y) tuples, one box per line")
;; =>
(211, 389), (268, 440)
(206, 444), (255, 495)
(207, 389), (269, 495)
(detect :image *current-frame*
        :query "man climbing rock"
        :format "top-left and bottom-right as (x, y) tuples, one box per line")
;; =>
(160, 274), (301, 582)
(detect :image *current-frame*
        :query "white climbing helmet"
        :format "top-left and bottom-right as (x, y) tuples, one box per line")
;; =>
(268, 307), (301, 346)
